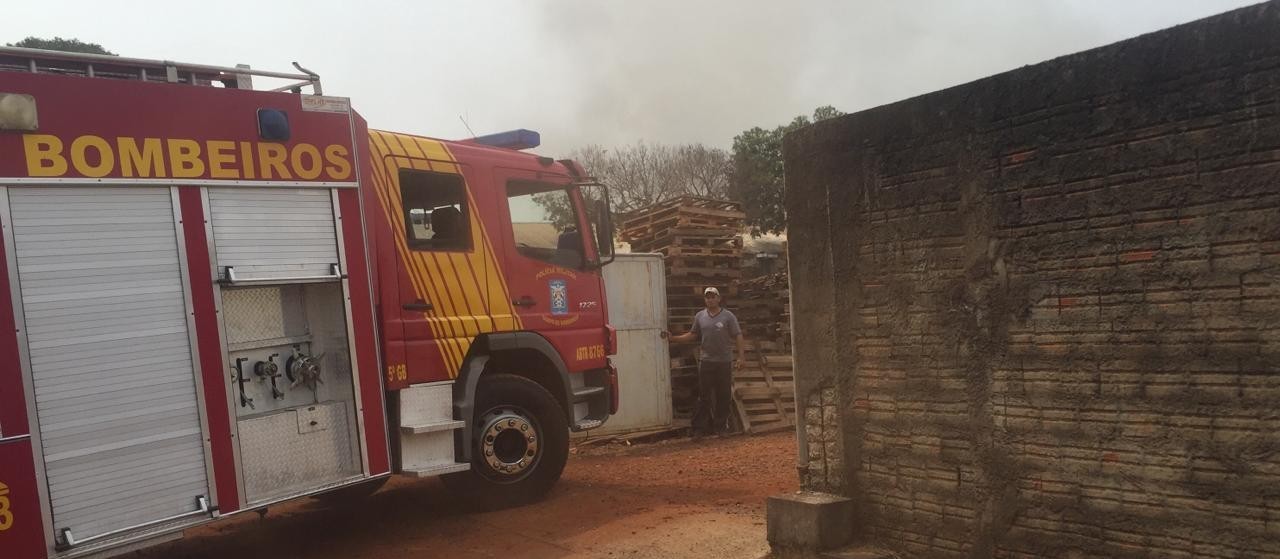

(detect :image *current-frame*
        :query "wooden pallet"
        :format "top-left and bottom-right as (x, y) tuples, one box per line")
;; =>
(666, 267), (742, 280)
(623, 206), (745, 231)
(621, 196), (742, 220)
(665, 254), (740, 268)
(731, 343), (796, 435)
(627, 216), (747, 237)
(668, 275), (739, 286)
(623, 219), (742, 240)
(666, 306), (708, 324)
(667, 284), (740, 296)
(660, 245), (742, 258)
(621, 196), (745, 229)
(629, 234), (743, 251)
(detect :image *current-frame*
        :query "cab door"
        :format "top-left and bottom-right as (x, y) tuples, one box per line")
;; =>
(491, 168), (607, 371)
(387, 160), (492, 381)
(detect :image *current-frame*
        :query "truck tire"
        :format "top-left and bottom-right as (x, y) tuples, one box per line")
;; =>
(442, 373), (569, 510)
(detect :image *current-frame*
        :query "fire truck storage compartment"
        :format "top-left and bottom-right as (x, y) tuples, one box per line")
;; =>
(207, 187), (362, 504)
(3, 186), (212, 546)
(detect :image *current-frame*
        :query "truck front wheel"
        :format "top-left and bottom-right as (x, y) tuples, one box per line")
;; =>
(442, 373), (569, 509)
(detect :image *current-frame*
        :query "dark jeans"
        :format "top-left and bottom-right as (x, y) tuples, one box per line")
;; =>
(692, 360), (733, 435)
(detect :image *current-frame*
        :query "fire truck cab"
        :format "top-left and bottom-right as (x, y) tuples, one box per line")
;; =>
(0, 48), (617, 559)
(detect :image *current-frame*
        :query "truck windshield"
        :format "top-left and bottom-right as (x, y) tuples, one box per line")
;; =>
(507, 181), (590, 268)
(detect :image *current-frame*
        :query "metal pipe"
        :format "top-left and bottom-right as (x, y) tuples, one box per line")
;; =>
(794, 386), (807, 477)
(786, 257), (808, 478)
(270, 79), (319, 93)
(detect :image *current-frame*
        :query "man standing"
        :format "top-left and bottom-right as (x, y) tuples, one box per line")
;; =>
(664, 287), (745, 438)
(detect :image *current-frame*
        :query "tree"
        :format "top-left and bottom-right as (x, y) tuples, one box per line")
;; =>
(530, 190), (577, 230)
(565, 141), (731, 215)
(730, 105), (845, 235)
(7, 36), (116, 56)
(675, 144), (732, 200)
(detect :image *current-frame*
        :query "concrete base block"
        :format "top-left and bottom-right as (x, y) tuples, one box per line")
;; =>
(767, 491), (854, 552)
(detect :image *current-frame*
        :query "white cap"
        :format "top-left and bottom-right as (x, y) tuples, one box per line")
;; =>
(703, 287), (720, 296)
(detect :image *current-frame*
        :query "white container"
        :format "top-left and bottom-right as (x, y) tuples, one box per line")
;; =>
(596, 253), (672, 435)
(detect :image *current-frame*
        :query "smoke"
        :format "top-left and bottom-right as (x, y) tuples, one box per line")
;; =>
(524, 0), (1259, 155)
(7, 0), (1257, 159)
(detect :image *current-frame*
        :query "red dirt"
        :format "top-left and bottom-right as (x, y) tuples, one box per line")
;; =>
(138, 431), (797, 559)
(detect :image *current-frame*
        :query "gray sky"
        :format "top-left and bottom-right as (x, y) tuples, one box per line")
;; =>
(4, 0), (1262, 156)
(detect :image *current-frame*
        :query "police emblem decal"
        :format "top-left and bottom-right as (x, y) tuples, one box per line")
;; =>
(549, 280), (569, 316)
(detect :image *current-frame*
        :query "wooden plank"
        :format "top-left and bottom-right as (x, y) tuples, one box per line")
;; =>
(736, 386), (781, 399)
(733, 381), (773, 389)
(667, 267), (742, 279)
(747, 422), (795, 435)
(764, 355), (794, 368)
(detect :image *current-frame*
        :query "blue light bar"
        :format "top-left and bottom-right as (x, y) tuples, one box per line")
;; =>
(257, 108), (291, 141)
(469, 129), (541, 150)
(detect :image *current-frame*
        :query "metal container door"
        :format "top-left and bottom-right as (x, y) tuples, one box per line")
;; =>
(599, 253), (672, 434)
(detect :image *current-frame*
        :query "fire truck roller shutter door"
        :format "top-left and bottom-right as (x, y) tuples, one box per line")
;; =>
(207, 187), (339, 281)
(6, 186), (211, 545)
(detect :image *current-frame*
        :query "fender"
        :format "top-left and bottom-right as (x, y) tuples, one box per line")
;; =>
(453, 331), (572, 461)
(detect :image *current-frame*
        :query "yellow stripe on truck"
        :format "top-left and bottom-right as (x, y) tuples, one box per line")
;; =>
(368, 130), (526, 377)
(368, 132), (460, 373)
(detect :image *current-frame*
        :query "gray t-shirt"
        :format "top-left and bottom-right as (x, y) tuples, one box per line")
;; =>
(691, 308), (741, 362)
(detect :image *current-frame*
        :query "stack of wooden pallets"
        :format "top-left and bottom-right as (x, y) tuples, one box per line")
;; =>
(735, 272), (791, 354)
(622, 196), (745, 420)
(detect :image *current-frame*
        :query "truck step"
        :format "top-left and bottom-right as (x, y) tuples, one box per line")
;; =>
(572, 386), (605, 403)
(400, 381), (454, 426)
(400, 419), (465, 435)
(572, 418), (604, 431)
(402, 462), (471, 478)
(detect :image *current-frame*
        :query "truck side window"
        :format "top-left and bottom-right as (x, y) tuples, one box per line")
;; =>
(507, 181), (585, 269)
(400, 169), (470, 251)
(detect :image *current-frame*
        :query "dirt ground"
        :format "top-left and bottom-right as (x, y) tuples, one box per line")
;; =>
(136, 431), (797, 559)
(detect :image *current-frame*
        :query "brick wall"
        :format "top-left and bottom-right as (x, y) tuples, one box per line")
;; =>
(784, 3), (1280, 557)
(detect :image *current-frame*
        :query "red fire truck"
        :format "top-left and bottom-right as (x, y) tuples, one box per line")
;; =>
(0, 47), (618, 559)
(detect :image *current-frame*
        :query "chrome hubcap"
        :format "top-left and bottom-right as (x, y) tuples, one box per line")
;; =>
(479, 410), (539, 476)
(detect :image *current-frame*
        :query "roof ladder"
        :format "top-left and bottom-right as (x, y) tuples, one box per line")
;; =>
(0, 46), (323, 94)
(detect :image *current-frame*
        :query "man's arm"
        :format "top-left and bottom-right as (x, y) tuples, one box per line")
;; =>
(665, 330), (697, 343)
(664, 314), (700, 343)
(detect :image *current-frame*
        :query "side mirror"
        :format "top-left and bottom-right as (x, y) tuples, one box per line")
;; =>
(572, 180), (614, 269)
(594, 198), (615, 267)
(596, 198), (611, 257)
